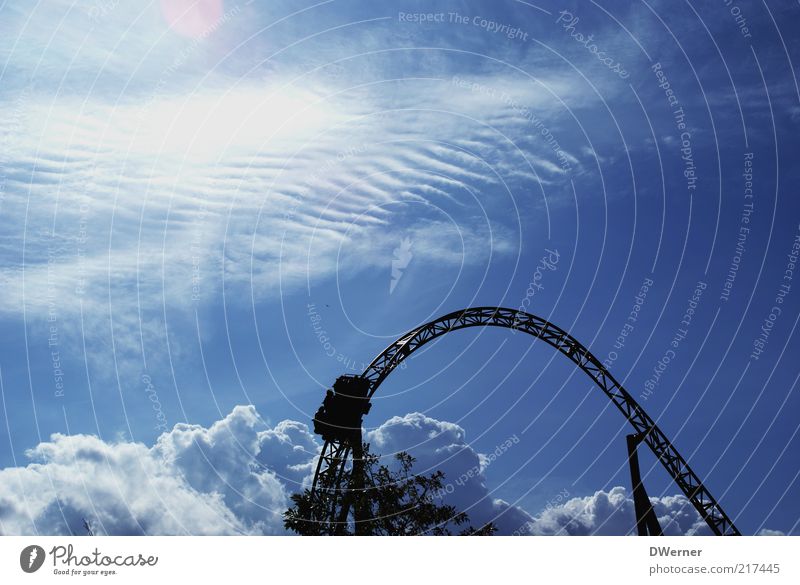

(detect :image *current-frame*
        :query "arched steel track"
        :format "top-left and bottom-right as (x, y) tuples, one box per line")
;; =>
(309, 307), (740, 535)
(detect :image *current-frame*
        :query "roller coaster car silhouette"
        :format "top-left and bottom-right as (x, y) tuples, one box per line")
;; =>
(312, 375), (372, 443)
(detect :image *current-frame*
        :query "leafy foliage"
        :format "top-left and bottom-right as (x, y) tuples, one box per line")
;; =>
(284, 444), (496, 536)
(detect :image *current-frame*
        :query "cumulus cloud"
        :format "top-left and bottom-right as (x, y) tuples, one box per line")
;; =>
(756, 529), (785, 536)
(523, 486), (713, 536)
(1, 406), (755, 536)
(0, 405), (317, 535)
(0, 407), (532, 535)
(366, 412), (534, 535)
(0, 431), (244, 536)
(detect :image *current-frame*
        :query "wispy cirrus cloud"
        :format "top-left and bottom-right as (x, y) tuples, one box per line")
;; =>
(0, 75), (583, 346)
(0, 0), (605, 384)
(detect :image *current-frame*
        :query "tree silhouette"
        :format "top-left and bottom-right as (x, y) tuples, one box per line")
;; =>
(284, 443), (496, 535)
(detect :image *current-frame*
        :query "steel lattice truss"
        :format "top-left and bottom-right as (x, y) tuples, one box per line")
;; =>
(309, 307), (740, 535)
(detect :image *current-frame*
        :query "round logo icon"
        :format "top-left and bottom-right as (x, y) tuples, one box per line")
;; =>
(20, 545), (46, 573)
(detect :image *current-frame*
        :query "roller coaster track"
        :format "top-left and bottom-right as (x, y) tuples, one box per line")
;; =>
(308, 307), (740, 535)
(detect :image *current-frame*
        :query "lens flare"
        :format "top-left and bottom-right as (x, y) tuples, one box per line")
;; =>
(160, 0), (224, 39)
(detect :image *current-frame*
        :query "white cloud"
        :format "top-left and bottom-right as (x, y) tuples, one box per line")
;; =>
(756, 529), (785, 536)
(0, 431), (244, 536)
(0, 69), (582, 318)
(2, 407), (531, 535)
(523, 486), (713, 536)
(0, 406), (778, 536)
(1, 0), (598, 389)
(366, 412), (534, 535)
(0, 72), (580, 382)
(0, 405), (314, 535)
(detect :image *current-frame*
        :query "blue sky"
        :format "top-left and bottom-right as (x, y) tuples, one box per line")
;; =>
(0, 0), (798, 535)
